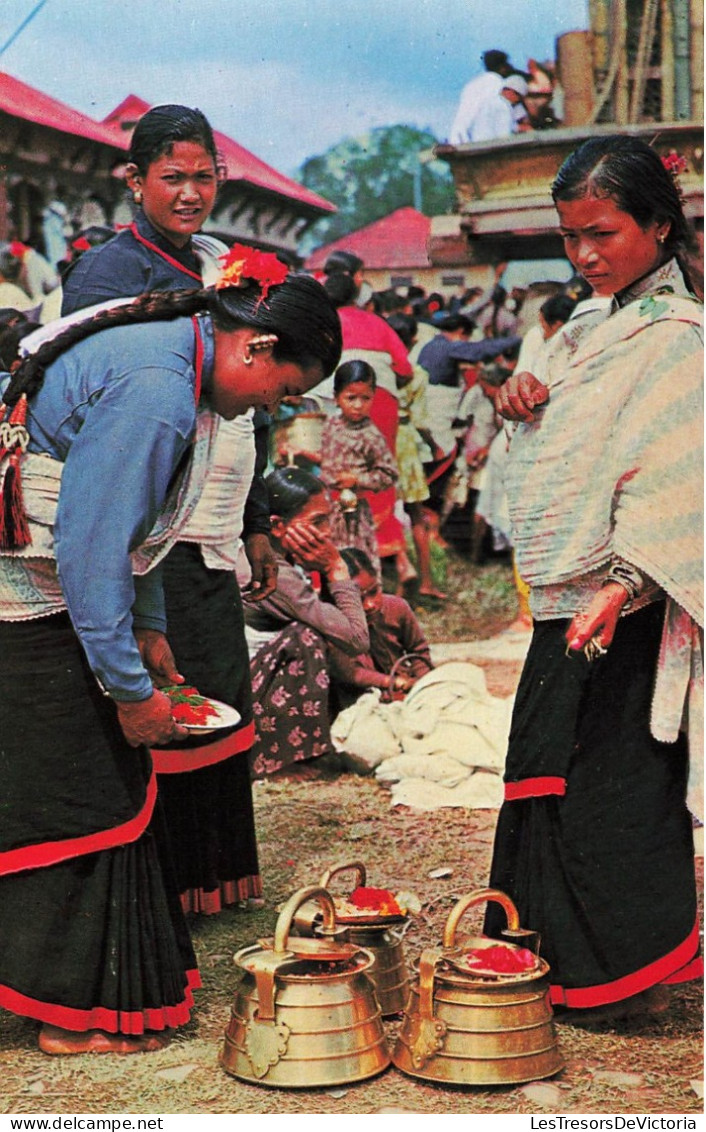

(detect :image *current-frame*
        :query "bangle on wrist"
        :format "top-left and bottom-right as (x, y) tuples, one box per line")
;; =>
(604, 560), (644, 603)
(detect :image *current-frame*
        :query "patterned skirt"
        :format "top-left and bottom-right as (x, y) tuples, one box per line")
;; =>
(249, 623), (335, 778)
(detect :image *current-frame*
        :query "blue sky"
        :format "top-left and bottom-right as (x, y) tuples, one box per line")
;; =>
(2, 0), (589, 174)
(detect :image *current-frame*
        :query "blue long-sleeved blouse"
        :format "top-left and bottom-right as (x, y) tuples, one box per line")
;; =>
(417, 333), (522, 386)
(1, 314), (215, 701)
(61, 211), (271, 538)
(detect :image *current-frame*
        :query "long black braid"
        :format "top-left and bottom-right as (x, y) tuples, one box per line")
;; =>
(2, 290), (210, 409)
(2, 273), (342, 409)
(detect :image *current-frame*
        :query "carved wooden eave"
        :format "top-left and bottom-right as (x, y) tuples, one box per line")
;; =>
(208, 181), (326, 258)
(0, 111), (124, 194)
(0, 76), (336, 254)
(431, 121), (704, 266)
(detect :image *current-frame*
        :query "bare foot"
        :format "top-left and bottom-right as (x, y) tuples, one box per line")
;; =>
(642, 984), (671, 1015)
(557, 986), (670, 1028)
(237, 896), (266, 910)
(396, 561), (418, 586)
(39, 1024), (172, 1055)
(418, 587), (448, 600)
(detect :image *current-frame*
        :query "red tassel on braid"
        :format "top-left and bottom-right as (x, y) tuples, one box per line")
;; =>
(0, 394), (32, 550)
(0, 452), (31, 549)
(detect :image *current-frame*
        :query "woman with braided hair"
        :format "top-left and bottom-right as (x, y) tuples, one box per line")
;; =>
(0, 267), (341, 1054)
(60, 104), (283, 915)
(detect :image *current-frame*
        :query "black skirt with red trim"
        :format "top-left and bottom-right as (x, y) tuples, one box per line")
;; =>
(485, 601), (702, 1009)
(152, 542), (261, 915)
(0, 614), (199, 1033)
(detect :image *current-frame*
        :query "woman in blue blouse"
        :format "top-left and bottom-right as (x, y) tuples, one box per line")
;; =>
(0, 267), (341, 1054)
(61, 105), (275, 916)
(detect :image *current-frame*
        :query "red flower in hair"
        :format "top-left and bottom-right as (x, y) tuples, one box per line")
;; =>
(216, 243), (288, 299)
(661, 151), (688, 178)
(8, 240), (28, 260)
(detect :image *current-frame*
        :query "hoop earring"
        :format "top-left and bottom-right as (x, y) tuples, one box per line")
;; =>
(243, 349), (253, 365)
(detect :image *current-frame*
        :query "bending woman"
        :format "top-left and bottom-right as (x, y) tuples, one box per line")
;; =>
(244, 468), (369, 777)
(61, 104), (273, 914)
(486, 135), (703, 1022)
(0, 269), (340, 1053)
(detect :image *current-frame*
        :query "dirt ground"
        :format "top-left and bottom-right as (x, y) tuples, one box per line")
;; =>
(0, 558), (703, 1117)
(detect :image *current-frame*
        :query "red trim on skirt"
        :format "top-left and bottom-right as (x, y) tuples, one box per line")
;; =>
(0, 968), (201, 1035)
(425, 445), (457, 485)
(505, 776), (567, 800)
(151, 720), (255, 773)
(0, 768), (158, 877)
(180, 874), (263, 916)
(662, 956), (704, 984)
(549, 920), (702, 1008)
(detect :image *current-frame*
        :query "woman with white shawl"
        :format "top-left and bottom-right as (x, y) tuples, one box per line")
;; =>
(485, 135), (703, 1024)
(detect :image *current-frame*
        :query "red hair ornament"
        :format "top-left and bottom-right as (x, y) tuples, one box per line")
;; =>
(215, 243), (288, 300)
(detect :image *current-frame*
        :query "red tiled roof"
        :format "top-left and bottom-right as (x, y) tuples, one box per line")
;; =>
(305, 207), (432, 271)
(0, 72), (127, 149)
(0, 76), (334, 216)
(103, 94), (335, 215)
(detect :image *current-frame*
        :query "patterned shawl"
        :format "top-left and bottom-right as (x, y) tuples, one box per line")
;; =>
(506, 267), (703, 626)
(505, 262), (703, 816)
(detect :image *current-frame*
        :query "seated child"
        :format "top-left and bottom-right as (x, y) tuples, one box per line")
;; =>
(329, 547), (434, 708)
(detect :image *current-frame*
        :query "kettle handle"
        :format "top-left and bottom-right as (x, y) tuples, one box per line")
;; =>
(274, 886), (337, 954)
(418, 947), (443, 1019)
(319, 861), (367, 890)
(442, 887), (520, 948)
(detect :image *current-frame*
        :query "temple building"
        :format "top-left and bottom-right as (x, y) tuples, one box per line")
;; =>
(0, 74), (335, 263)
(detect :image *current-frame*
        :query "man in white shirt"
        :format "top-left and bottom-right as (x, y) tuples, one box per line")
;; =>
(449, 50), (529, 144)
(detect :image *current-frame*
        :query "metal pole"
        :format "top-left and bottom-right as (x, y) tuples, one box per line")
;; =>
(661, 0), (676, 121)
(690, 0), (704, 121)
(413, 161), (422, 213)
(672, 0), (692, 119)
(0, 0), (49, 60)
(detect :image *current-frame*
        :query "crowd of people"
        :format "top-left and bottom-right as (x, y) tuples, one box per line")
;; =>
(0, 98), (701, 1057)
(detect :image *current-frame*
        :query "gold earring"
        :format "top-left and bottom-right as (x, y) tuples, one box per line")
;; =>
(248, 333), (278, 353)
(133, 190), (143, 205)
(243, 348), (254, 365)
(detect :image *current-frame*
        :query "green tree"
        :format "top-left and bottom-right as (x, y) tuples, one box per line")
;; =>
(297, 124), (455, 250)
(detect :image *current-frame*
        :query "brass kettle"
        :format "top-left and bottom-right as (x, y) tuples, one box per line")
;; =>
(293, 861), (411, 1017)
(221, 885), (391, 1088)
(393, 887), (564, 1087)
(320, 861), (411, 1016)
